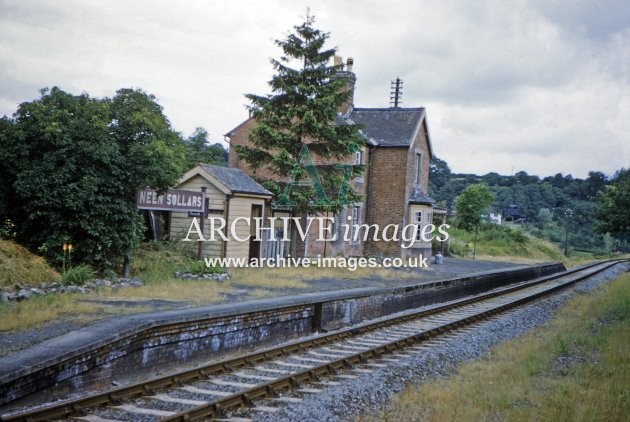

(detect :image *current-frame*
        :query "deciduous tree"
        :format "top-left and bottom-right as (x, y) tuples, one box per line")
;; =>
(455, 184), (494, 231)
(597, 169), (630, 240)
(0, 87), (186, 271)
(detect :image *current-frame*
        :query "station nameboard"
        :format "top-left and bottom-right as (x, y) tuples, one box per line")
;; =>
(136, 188), (205, 212)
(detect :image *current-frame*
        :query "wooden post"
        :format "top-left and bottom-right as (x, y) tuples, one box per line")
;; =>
(197, 186), (207, 260)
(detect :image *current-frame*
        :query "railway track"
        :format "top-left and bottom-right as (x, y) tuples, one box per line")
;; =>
(1, 259), (625, 422)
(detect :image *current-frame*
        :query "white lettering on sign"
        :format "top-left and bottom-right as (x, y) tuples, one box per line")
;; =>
(136, 188), (205, 212)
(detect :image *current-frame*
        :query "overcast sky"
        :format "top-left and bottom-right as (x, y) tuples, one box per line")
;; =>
(1, 0), (628, 179)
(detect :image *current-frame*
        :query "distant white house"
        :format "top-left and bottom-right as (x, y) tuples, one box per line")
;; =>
(489, 212), (502, 225)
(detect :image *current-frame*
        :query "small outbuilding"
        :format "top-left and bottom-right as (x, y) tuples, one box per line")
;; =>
(170, 164), (272, 260)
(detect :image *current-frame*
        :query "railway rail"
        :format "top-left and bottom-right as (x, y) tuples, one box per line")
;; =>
(1, 259), (625, 422)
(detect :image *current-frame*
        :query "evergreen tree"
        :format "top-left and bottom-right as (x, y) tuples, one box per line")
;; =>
(234, 14), (364, 213)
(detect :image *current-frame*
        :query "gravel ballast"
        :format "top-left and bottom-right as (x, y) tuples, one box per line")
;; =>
(251, 262), (630, 422)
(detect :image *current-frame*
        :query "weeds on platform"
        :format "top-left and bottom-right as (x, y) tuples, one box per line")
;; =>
(0, 294), (97, 333)
(358, 272), (630, 421)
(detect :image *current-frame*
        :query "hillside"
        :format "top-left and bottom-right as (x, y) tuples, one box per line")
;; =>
(429, 157), (629, 254)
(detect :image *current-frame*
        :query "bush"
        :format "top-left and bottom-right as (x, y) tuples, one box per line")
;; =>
(63, 264), (95, 285)
(184, 259), (224, 275)
(130, 241), (190, 283)
(480, 225), (527, 243)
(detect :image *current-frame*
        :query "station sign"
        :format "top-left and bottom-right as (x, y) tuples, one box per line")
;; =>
(136, 188), (205, 213)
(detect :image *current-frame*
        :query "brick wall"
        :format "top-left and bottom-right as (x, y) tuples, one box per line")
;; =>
(366, 147), (409, 256)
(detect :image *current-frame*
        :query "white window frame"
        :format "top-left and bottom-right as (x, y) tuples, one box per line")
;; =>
(414, 210), (423, 242)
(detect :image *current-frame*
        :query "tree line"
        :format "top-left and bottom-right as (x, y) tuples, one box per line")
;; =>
(0, 87), (226, 272)
(430, 156), (630, 253)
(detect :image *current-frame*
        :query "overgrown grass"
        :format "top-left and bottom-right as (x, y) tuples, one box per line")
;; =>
(359, 272), (630, 421)
(0, 239), (60, 288)
(0, 293), (113, 333)
(445, 225), (590, 265)
(95, 281), (231, 303)
(118, 241), (232, 302)
(129, 241), (191, 284)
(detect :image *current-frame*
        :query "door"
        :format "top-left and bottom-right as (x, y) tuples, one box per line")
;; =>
(248, 204), (263, 262)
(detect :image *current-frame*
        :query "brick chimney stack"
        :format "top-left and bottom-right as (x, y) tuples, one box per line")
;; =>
(334, 56), (356, 115)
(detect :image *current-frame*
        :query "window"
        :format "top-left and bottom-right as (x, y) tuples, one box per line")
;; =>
(414, 211), (423, 241)
(354, 150), (364, 183)
(415, 153), (422, 186)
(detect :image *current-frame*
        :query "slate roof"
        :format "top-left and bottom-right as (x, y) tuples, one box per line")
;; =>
(201, 164), (272, 196)
(350, 107), (425, 147)
(409, 188), (436, 205)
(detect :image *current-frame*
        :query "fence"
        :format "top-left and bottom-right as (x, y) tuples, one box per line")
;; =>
(260, 227), (290, 259)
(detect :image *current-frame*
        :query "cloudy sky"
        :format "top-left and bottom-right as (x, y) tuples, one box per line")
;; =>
(1, 0), (628, 179)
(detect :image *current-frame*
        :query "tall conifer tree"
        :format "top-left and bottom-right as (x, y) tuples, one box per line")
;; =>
(234, 13), (364, 213)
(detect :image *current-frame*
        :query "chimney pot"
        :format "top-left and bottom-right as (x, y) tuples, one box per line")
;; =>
(334, 55), (343, 68)
(346, 57), (354, 72)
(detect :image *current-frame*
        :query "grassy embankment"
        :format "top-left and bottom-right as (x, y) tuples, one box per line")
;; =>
(358, 271), (630, 421)
(445, 224), (607, 267)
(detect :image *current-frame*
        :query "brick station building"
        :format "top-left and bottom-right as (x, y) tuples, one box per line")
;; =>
(226, 57), (438, 259)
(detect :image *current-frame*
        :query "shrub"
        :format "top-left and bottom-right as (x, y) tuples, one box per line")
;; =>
(184, 259), (224, 275)
(63, 264), (95, 285)
(130, 241), (190, 283)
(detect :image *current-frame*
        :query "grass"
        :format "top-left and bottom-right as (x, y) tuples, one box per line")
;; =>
(96, 280), (232, 303)
(0, 293), (138, 333)
(445, 225), (607, 267)
(0, 239), (60, 288)
(358, 272), (630, 421)
(62, 263), (95, 285)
